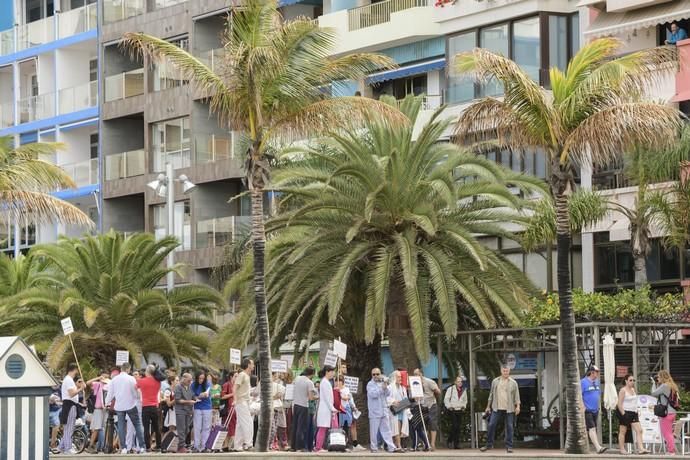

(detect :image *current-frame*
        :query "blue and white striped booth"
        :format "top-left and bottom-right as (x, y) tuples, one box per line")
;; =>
(0, 336), (57, 460)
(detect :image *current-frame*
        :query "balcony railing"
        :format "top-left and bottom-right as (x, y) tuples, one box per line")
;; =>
(103, 0), (145, 24)
(58, 3), (97, 39)
(60, 158), (98, 188)
(153, 148), (192, 172)
(18, 93), (55, 123)
(395, 94), (442, 110)
(155, 0), (187, 9)
(348, 0), (429, 31)
(104, 69), (144, 102)
(0, 29), (13, 56)
(0, 102), (13, 128)
(16, 16), (55, 51)
(193, 133), (244, 165)
(197, 48), (225, 73)
(153, 59), (188, 91)
(196, 216), (251, 249)
(592, 168), (631, 191)
(59, 81), (97, 114)
(105, 149), (145, 180)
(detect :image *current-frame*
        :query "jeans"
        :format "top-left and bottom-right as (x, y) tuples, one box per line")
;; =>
(291, 404), (309, 450)
(486, 410), (514, 449)
(116, 406), (145, 452)
(193, 409), (212, 450)
(447, 409), (462, 447)
(141, 405), (160, 449)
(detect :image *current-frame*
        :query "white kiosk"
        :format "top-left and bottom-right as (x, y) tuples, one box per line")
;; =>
(0, 336), (57, 460)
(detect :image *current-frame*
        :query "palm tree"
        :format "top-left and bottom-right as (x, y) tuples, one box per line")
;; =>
(122, 1), (403, 448)
(453, 38), (681, 453)
(0, 231), (225, 370)
(0, 136), (92, 229)
(222, 95), (545, 372)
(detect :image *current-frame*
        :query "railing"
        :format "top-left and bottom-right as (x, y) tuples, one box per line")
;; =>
(153, 59), (188, 91)
(104, 149), (145, 180)
(16, 16), (55, 51)
(58, 3), (97, 38)
(592, 168), (631, 191)
(197, 48), (225, 73)
(196, 216), (251, 249)
(0, 29), (13, 56)
(103, 0), (145, 24)
(348, 0), (429, 31)
(60, 158), (98, 188)
(18, 93), (55, 123)
(59, 81), (98, 114)
(395, 94), (442, 110)
(155, 0), (187, 9)
(194, 134), (242, 164)
(0, 102), (13, 128)
(104, 69), (144, 102)
(153, 149), (192, 172)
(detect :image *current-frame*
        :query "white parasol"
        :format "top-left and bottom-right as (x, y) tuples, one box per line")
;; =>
(602, 333), (618, 410)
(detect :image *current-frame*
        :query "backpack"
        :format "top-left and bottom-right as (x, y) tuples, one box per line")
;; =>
(154, 366), (166, 382)
(670, 390), (681, 410)
(86, 393), (96, 413)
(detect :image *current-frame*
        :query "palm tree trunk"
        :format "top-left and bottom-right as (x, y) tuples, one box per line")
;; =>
(348, 336), (382, 447)
(554, 188), (588, 454)
(387, 280), (421, 371)
(249, 186), (273, 452)
(633, 253), (647, 289)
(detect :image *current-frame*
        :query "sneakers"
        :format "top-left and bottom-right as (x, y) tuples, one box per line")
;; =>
(480, 446), (491, 452)
(353, 444), (367, 451)
(506, 448), (513, 453)
(177, 447), (189, 453)
(121, 448), (129, 454)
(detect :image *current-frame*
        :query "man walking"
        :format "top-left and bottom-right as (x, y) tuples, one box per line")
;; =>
(367, 368), (400, 453)
(138, 365), (162, 451)
(413, 368), (441, 450)
(582, 366), (607, 454)
(57, 364), (85, 454)
(480, 364), (520, 453)
(105, 363), (146, 454)
(174, 373), (196, 453)
(291, 367), (315, 451)
(234, 358), (255, 451)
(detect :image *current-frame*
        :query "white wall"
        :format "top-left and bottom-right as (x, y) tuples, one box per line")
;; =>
(36, 52), (55, 95)
(55, 47), (92, 89)
(0, 66), (13, 103)
(57, 126), (90, 164)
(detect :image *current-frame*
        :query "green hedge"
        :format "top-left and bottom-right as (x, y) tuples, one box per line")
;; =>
(524, 286), (687, 327)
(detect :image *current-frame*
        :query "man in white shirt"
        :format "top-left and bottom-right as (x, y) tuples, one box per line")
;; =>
(57, 364), (85, 454)
(104, 363), (146, 454)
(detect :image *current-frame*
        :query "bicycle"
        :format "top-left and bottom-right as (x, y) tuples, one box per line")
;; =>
(52, 418), (90, 454)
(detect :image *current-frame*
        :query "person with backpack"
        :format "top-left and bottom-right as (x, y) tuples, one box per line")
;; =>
(652, 370), (680, 455)
(86, 370), (110, 453)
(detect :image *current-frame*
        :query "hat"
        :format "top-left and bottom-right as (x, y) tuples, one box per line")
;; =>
(587, 365), (600, 374)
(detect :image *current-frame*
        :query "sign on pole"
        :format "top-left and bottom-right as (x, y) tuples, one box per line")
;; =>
(344, 376), (359, 394)
(115, 350), (130, 366)
(230, 348), (242, 365)
(61, 317), (74, 336)
(271, 359), (288, 373)
(408, 376), (424, 399)
(280, 354), (294, 369)
(333, 340), (347, 360)
(323, 350), (338, 367)
(285, 384), (295, 401)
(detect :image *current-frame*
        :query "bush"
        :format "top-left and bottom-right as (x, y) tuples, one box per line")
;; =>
(524, 286), (687, 327)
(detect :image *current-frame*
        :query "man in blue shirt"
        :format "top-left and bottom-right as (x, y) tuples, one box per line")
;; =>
(581, 365), (607, 454)
(666, 22), (688, 45)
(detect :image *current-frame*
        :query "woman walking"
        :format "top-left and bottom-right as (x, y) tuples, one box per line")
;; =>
(314, 365), (337, 452)
(617, 374), (649, 455)
(652, 370), (679, 455)
(191, 370), (212, 452)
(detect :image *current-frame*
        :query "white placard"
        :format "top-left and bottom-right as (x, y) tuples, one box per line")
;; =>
(230, 348), (242, 365)
(271, 359), (288, 373)
(61, 317), (74, 336)
(333, 340), (347, 360)
(211, 430), (228, 449)
(280, 354), (294, 369)
(115, 350), (129, 366)
(323, 350), (338, 367)
(637, 394), (662, 444)
(285, 384), (295, 401)
(408, 376), (424, 399)
(344, 376), (359, 394)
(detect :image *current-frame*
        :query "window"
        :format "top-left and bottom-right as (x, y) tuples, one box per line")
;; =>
(153, 37), (189, 92)
(513, 17), (541, 83)
(90, 59), (98, 82)
(151, 117), (191, 171)
(549, 16), (568, 72)
(447, 31), (477, 104)
(90, 133), (98, 159)
(479, 24), (509, 97)
(153, 201), (191, 250)
(373, 75), (427, 100)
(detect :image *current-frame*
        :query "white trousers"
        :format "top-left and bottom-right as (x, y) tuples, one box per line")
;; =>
(234, 401), (253, 450)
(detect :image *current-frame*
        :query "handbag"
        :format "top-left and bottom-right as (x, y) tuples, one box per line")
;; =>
(654, 394), (669, 417)
(391, 398), (413, 415)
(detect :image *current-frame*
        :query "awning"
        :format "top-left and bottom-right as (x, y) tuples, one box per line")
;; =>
(366, 58), (446, 85)
(53, 184), (98, 201)
(585, 0), (690, 38)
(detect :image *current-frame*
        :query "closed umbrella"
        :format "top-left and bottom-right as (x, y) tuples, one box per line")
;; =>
(603, 333), (617, 448)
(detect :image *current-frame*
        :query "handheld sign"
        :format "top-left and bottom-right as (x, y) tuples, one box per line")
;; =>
(344, 376), (359, 394)
(271, 359), (288, 373)
(280, 354), (294, 369)
(61, 317), (74, 336)
(285, 384), (295, 401)
(230, 348), (242, 365)
(115, 350), (129, 366)
(324, 350), (338, 367)
(408, 376), (424, 399)
(333, 340), (347, 360)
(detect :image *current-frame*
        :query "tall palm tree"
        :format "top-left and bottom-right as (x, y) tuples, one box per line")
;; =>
(122, 2), (402, 448)
(222, 95), (545, 372)
(0, 136), (92, 228)
(0, 231), (225, 370)
(453, 38), (681, 453)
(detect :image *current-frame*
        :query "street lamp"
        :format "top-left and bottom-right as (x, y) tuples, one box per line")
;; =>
(147, 163), (196, 292)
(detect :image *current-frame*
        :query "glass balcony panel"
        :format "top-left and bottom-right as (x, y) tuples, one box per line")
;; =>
(105, 149), (145, 180)
(104, 69), (144, 102)
(18, 93), (55, 123)
(58, 3), (97, 38)
(193, 134), (235, 164)
(196, 216), (250, 249)
(0, 29), (14, 56)
(59, 81), (98, 114)
(103, 0), (145, 24)
(16, 17), (55, 51)
(60, 158), (98, 188)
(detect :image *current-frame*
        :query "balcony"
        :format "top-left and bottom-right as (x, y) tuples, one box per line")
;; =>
(153, 149), (191, 172)
(18, 93), (55, 123)
(60, 158), (98, 188)
(0, 102), (12, 128)
(0, 29), (13, 56)
(59, 81), (97, 114)
(318, 0), (439, 55)
(197, 48), (225, 73)
(105, 149), (146, 180)
(103, 0), (146, 24)
(58, 3), (97, 39)
(196, 216), (250, 249)
(15, 17), (55, 52)
(193, 133), (243, 166)
(104, 69), (144, 102)
(395, 94), (442, 111)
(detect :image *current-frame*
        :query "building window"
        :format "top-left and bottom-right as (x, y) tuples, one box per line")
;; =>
(514, 17), (541, 83)
(153, 37), (189, 92)
(447, 31), (477, 104)
(151, 117), (191, 172)
(90, 133), (98, 159)
(372, 74), (427, 100)
(153, 201), (191, 250)
(479, 23), (509, 98)
(549, 16), (568, 73)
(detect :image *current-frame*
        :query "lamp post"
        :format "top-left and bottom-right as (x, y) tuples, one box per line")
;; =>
(147, 162), (196, 292)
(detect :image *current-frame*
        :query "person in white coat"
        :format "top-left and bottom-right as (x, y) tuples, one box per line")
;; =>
(314, 365), (337, 451)
(388, 370), (409, 450)
(444, 375), (468, 449)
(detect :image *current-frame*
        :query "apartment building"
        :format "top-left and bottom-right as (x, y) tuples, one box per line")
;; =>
(0, 0), (99, 256)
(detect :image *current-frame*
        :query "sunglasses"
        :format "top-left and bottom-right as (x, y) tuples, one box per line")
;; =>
(628, 379), (635, 383)
(372, 373), (380, 376)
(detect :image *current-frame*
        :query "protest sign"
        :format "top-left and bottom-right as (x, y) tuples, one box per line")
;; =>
(116, 350), (129, 366)
(230, 348), (242, 365)
(61, 317), (74, 335)
(344, 376), (359, 394)
(271, 359), (288, 373)
(324, 350), (338, 367)
(409, 376), (424, 399)
(333, 340), (347, 360)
